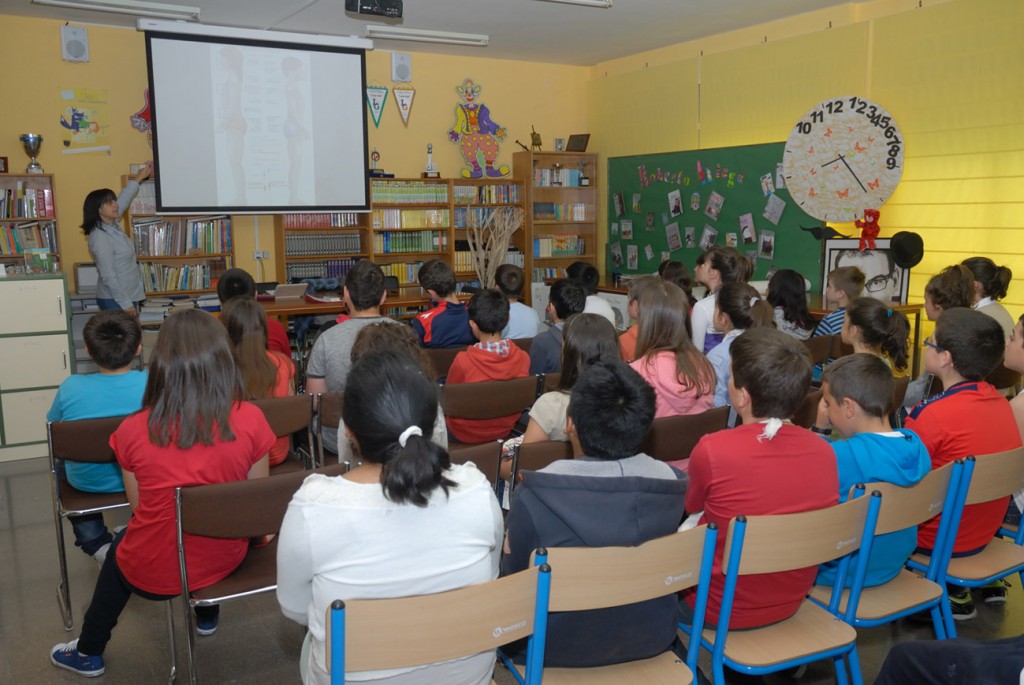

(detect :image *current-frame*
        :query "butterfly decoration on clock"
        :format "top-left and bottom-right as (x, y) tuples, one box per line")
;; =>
(783, 96), (904, 224)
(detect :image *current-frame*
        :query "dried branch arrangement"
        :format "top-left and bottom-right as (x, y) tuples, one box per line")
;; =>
(465, 206), (524, 288)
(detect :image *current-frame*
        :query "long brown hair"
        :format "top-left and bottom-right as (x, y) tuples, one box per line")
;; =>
(221, 297), (278, 399)
(633, 280), (714, 396)
(143, 309), (244, 448)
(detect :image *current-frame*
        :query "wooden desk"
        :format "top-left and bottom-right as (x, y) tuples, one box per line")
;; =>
(260, 297), (347, 319)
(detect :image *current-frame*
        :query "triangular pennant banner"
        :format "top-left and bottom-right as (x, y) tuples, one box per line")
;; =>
(365, 85), (388, 128)
(393, 87), (415, 125)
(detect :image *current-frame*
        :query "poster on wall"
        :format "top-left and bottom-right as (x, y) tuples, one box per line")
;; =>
(59, 88), (110, 150)
(823, 238), (909, 305)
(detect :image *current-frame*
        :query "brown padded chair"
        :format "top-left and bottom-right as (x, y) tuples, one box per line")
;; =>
(448, 439), (502, 492)
(250, 395), (315, 475)
(540, 371), (562, 394)
(791, 388), (824, 429)
(315, 392), (344, 468)
(442, 375), (538, 447)
(511, 337), (534, 354)
(49, 416), (130, 631)
(891, 374), (910, 413)
(986, 362), (1022, 398)
(802, 334), (834, 366)
(512, 440), (573, 490)
(176, 461), (347, 684)
(638, 406), (730, 463)
(830, 334), (854, 360)
(423, 346), (466, 382)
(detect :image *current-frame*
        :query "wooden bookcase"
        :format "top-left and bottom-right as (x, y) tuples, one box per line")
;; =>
(273, 211), (369, 283)
(451, 178), (526, 291)
(513, 151), (598, 286)
(0, 173), (61, 274)
(122, 178), (235, 296)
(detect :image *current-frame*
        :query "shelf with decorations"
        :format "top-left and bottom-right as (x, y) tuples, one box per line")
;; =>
(0, 173), (61, 274)
(513, 151), (597, 286)
(122, 177), (235, 296)
(274, 211), (368, 283)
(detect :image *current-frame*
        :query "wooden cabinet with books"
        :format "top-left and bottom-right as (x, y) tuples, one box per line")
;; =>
(273, 212), (369, 283)
(122, 178), (234, 296)
(513, 151), (597, 287)
(451, 178), (526, 293)
(0, 173), (61, 274)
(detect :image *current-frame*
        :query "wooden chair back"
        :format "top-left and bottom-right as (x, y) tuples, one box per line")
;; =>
(986, 362), (1022, 395)
(511, 337), (534, 354)
(251, 395), (314, 472)
(830, 335), (854, 359)
(516, 440), (572, 475)
(424, 346), (466, 381)
(802, 335), (833, 365)
(960, 447), (1024, 506)
(790, 388), (823, 429)
(861, 462), (955, 536)
(448, 440), (501, 490)
(441, 376), (538, 421)
(316, 392), (344, 467)
(891, 374), (910, 413)
(328, 566), (549, 675)
(638, 407), (730, 462)
(540, 372), (561, 394)
(533, 525), (715, 612)
(723, 495), (876, 576)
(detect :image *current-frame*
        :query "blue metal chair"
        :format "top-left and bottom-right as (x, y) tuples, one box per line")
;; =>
(502, 524), (718, 685)
(680, 493), (882, 685)
(809, 460), (965, 639)
(328, 565), (551, 685)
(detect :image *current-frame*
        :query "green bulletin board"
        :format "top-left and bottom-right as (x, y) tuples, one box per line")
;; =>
(607, 142), (824, 292)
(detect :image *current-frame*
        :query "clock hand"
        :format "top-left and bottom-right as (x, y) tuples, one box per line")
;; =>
(837, 154), (867, 193)
(820, 156), (843, 167)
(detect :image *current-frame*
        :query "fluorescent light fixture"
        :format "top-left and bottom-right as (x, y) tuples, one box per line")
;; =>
(535, 0), (613, 7)
(33, 0), (200, 21)
(364, 26), (489, 47)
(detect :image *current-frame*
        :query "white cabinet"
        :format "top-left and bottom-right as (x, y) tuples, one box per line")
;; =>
(0, 275), (74, 462)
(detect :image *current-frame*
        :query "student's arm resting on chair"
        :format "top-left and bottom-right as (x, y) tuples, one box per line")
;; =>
(122, 468), (140, 511)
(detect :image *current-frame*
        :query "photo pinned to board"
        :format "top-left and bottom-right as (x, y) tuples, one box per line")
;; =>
(726, 233), (738, 247)
(666, 223), (682, 251)
(758, 229), (775, 260)
(690, 192), (701, 211)
(700, 225), (718, 251)
(613, 191), (625, 217)
(626, 244), (638, 270)
(632, 193), (642, 213)
(610, 241), (624, 267)
(621, 219), (634, 240)
(610, 222), (618, 236)
(684, 226), (696, 248)
(644, 244), (655, 261)
(745, 249), (758, 269)
(646, 212), (656, 230)
(760, 172), (775, 197)
(668, 189), (683, 217)
(763, 194), (785, 226)
(739, 213), (756, 244)
(704, 191), (724, 221)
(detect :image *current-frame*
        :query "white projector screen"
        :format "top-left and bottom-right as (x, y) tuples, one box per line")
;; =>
(146, 32), (369, 213)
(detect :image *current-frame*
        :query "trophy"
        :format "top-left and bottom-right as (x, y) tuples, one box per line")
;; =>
(20, 133), (44, 174)
(578, 160), (591, 187)
(422, 143), (440, 179)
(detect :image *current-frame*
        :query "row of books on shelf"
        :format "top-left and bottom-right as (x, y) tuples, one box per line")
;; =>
(454, 206), (505, 228)
(379, 260), (426, 286)
(0, 220), (57, 255)
(371, 180), (449, 204)
(1, 185), (54, 219)
(285, 232), (362, 256)
(532, 266), (565, 282)
(531, 168), (587, 187)
(132, 217), (232, 257)
(453, 248), (525, 274)
(138, 260), (229, 294)
(138, 294), (221, 323)
(532, 202), (588, 221)
(374, 230), (447, 254)
(281, 212), (363, 229)
(534, 235), (585, 258)
(286, 258), (359, 281)
(371, 208), (450, 229)
(452, 183), (520, 204)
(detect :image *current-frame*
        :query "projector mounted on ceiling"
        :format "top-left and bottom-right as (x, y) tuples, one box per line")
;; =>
(345, 0), (402, 19)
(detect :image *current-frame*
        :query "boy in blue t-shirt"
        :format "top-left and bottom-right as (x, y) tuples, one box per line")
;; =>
(811, 353), (931, 587)
(48, 309), (147, 564)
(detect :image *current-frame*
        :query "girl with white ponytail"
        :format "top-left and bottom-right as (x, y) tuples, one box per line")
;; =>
(276, 350), (503, 685)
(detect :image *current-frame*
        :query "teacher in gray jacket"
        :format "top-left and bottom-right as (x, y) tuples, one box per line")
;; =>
(81, 163), (152, 314)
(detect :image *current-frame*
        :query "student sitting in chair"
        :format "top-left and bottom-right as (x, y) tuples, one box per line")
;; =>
(217, 267), (291, 357)
(503, 360), (687, 667)
(811, 354), (930, 588)
(495, 263), (540, 340)
(446, 289), (530, 443)
(411, 258), (476, 348)
(529, 278), (586, 375)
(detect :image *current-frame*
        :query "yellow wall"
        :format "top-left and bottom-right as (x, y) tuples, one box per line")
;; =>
(588, 0), (1024, 325)
(0, 16), (588, 289)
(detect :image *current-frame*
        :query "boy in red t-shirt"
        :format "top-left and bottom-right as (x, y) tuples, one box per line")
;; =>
(905, 307), (1022, 618)
(681, 327), (838, 631)
(446, 289), (530, 443)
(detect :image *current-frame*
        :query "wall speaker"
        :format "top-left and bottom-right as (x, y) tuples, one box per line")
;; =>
(61, 24), (90, 63)
(391, 52), (411, 82)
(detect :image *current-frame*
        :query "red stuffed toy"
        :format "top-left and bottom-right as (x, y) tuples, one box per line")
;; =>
(856, 209), (881, 250)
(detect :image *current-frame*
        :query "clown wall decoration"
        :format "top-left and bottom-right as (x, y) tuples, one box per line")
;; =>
(448, 78), (510, 179)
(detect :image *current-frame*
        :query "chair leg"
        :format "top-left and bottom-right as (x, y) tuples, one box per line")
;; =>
(182, 595), (198, 685)
(53, 511), (73, 631)
(166, 600), (178, 684)
(834, 654), (850, 685)
(845, 644), (864, 685)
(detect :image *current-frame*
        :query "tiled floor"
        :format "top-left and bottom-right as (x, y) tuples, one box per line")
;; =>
(3, 455), (1022, 684)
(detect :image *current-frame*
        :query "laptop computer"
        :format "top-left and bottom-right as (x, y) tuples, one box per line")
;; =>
(271, 283), (309, 300)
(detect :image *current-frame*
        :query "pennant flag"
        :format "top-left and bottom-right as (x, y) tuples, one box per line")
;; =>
(393, 87), (415, 125)
(366, 86), (388, 128)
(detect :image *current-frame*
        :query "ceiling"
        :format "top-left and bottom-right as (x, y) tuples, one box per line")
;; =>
(0, 0), (863, 66)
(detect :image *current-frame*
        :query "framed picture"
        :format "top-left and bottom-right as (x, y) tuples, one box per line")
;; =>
(565, 133), (590, 152)
(0, 156), (8, 173)
(822, 238), (910, 305)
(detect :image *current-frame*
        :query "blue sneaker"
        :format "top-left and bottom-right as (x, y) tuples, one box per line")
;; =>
(195, 610), (219, 636)
(50, 639), (105, 677)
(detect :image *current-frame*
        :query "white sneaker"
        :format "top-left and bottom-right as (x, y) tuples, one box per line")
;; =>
(92, 543), (111, 567)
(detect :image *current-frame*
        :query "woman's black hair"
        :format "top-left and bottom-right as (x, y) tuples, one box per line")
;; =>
(961, 256), (1012, 301)
(558, 313), (621, 391)
(342, 350), (455, 506)
(81, 188), (117, 235)
(766, 269), (814, 331)
(716, 282), (775, 330)
(846, 297), (910, 372)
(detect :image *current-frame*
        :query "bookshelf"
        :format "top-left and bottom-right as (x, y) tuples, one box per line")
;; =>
(122, 178), (234, 296)
(274, 212), (368, 282)
(0, 174), (61, 274)
(451, 178), (526, 293)
(513, 150), (597, 287)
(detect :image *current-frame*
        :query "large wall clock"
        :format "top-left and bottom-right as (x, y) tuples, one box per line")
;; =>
(783, 96), (904, 223)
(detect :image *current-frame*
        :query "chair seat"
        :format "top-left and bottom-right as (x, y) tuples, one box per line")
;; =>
(190, 538), (278, 605)
(514, 650), (693, 685)
(58, 481), (129, 515)
(942, 538), (1024, 582)
(269, 453), (307, 476)
(808, 570), (943, 620)
(703, 601), (857, 668)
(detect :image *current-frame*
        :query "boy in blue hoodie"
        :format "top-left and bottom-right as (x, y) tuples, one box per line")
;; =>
(811, 353), (931, 587)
